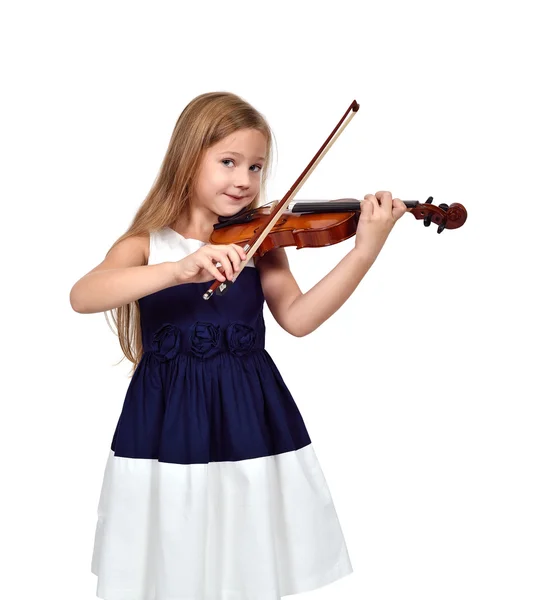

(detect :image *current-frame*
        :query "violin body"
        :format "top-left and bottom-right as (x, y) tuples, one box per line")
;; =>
(210, 206), (359, 257)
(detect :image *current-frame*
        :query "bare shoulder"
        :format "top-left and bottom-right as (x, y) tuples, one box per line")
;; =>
(88, 232), (150, 274)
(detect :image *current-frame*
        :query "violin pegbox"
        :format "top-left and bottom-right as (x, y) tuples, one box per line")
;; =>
(414, 196), (468, 233)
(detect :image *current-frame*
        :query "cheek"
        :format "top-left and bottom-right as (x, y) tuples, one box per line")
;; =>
(197, 167), (226, 196)
(251, 176), (262, 194)
(207, 167), (230, 190)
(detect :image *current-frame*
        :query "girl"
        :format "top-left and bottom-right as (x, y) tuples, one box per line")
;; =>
(70, 91), (406, 600)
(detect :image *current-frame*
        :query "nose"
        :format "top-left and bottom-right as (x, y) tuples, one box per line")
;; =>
(233, 168), (251, 189)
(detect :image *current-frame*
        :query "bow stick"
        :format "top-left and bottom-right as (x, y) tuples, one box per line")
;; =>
(203, 99), (360, 300)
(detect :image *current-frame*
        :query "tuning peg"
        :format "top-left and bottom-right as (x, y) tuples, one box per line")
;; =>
(438, 203), (449, 211)
(437, 221), (447, 234)
(425, 196), (434, 204)
(423, 214), (432, 227)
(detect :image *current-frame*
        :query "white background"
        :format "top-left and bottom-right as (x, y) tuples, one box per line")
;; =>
(2, 1), (543, 599)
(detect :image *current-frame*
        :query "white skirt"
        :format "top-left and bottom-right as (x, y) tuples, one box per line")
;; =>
(91, 443), (353, 600)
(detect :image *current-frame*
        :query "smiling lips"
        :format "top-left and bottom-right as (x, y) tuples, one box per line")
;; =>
(225, 194), (247, 201)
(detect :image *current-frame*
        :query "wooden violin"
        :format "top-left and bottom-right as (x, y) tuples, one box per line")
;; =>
(210, 196), (467, 257)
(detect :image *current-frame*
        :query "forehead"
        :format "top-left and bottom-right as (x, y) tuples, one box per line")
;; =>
(210, 129), (267, 160)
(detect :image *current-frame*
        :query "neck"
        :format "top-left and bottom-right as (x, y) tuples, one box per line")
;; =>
(172, 207), (218, 242)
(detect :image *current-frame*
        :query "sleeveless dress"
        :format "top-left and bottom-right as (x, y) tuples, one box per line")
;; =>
(91, 227), (353, 600)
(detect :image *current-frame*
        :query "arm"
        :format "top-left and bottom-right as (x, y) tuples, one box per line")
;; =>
(257, 191), (407, 337)
(257, 246), (376, 337)
(69, 234), (180, 314)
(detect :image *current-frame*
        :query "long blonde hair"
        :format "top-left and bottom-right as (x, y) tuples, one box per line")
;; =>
(106, 92), (274, 373)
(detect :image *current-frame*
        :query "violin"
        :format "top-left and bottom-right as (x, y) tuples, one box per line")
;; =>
(203, 100), (467, 300)
(210, 196), (467, 257)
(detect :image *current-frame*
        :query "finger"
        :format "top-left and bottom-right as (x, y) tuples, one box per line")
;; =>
(204, 247), (233, 280)
(205, 257), (226, 281)
(392, 198), (407, 220)
(229, 244), (247, 267)
(216, 252), (234, 280)
(232, 243), (247, 261)
(375, 190), (393, 211)
(226, 246), (243, 272)
(359, 198), (373, 219)
(363, 193), (379, 211)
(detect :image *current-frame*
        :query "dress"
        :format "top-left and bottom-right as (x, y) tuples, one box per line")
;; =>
(91, 226), (353, 600)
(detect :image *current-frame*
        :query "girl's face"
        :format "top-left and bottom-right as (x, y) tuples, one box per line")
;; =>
(193, 128), (267, 217)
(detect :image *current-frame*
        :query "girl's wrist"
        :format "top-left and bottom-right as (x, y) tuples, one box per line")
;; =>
(350, 244), (378, 265)
(167, 260), (187, 286)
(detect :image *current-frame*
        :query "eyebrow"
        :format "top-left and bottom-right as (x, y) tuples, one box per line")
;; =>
(219, 150), (266, 162)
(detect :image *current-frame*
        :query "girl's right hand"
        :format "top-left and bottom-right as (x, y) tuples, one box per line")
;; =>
(175, 243), (247, 284)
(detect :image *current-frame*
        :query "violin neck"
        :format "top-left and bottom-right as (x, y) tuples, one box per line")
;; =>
(290, 199), (419, 213)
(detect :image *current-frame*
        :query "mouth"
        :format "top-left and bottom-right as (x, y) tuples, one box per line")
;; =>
(225, 194), (248, 201)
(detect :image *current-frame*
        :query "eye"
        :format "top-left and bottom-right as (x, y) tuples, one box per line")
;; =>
(221, 159), (235, 167)
(250, 164), (263, 173)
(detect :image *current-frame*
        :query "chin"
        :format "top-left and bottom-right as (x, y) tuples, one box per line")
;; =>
(218, 201), (253, 218)
(216, 205), (236, 216)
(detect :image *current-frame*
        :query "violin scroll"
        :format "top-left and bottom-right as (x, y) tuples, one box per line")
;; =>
(410, 196), (468, 233)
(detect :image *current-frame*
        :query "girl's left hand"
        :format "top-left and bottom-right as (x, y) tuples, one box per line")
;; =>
(354, 190), (407, 258)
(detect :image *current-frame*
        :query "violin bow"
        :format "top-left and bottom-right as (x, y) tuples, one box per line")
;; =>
(203, 99), (360, 300)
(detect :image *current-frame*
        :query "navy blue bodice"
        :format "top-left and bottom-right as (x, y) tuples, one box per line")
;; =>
(138, 268), (266, 359)
(110, 264), (311, 465)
